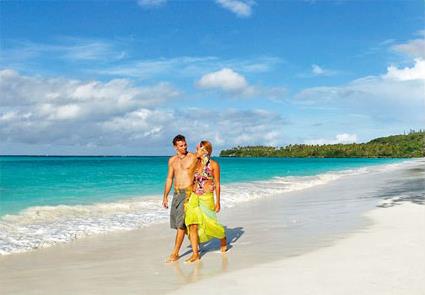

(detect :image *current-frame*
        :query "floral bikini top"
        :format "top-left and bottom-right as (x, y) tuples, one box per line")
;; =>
(193, 156), (215, 195)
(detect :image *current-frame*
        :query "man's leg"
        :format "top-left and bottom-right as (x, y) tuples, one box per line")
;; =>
(167, 228), (186, 262)
(173, 228), (186, 255)
(186, 224), (200, 263)
(167, 191), (187, 263)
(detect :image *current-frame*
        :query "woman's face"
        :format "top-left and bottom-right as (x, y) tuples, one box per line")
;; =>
(197, 144), (208, 157)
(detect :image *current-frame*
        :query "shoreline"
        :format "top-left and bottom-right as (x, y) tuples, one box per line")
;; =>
(0, 158), (415, 256)
(0, 159), (423, 294)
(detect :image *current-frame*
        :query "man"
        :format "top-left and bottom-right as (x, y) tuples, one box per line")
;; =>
(162, 134), (199, 263)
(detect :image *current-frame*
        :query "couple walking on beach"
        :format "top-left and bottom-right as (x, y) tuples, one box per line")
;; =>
(162, 134), (227, 263)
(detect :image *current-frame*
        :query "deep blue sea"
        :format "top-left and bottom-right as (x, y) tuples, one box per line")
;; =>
(0, 156), (407, 255)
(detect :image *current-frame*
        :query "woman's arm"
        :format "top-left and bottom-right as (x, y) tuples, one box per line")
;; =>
(212, 161), (221, 213)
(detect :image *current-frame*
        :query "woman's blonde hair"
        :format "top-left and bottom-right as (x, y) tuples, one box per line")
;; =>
(200, 140), (212, 156)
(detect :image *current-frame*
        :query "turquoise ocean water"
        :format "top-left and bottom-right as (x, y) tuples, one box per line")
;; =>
(0, 156), (407, 255)
(0, 156), (403, 216)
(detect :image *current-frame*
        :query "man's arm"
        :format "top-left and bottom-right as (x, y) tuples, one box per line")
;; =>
(187, 147), (204, 173)
(162, 158), (174, 209)
(187, 152), (198, 173)
(212, 161), (221, 213)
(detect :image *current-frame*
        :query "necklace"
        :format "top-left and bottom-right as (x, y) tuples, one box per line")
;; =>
(177, 152), (188, 160)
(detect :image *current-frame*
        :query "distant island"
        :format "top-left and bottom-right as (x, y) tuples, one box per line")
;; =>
(219, 130), (425, 158)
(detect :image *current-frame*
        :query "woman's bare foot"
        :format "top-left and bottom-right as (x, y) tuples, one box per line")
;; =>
(184, 254), (200, 263)
(166, 253), (179, 263)
(220, 237), (227, 253)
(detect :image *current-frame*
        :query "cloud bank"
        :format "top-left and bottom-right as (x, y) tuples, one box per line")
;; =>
(0, 69), (287, 154)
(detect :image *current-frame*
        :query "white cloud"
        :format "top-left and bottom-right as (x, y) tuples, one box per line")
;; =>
(197, 68), (251, 93)
(93, 56), (282, 79)
(312, 64), (325, 75)
(1, 38), (283, 79)
(0, 69), (179, 110)
(310, 64), (338, 77)
(294, 57), (425, 128)
(100, 108), (286, 148)
(176, 108), (287, 147)
(0, 38), (127, 63)
(196, 67), (286, 100)
(0, 70), (287, 153)
(296, 64), (339, 78)
(216, 0), (255, 18)
(383, 58), (425, 81)
(260, 86), (288, 103)
(137, 0), (167, 8)
(304, 133), (358, 145)
(335, 133), (357, 143)
(98, 56), (218, 79)
(391, 31), (425, 59)
(50, 104), (81, 120)
(0, 69), (181, 147)
(236, 57), (283, 73)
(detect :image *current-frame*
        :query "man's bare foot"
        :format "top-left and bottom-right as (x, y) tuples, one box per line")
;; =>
(184, 254), (200, 263)
(166, 253), (179, 263)
(220, 237), (227, 253)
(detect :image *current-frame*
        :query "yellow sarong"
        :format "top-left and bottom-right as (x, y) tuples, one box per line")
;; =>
(184, 191), (225, 243)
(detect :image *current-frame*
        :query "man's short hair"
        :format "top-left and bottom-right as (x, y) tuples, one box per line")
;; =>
(172, 134), (186, 146)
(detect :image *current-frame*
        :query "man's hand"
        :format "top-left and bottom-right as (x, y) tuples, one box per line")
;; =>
(162, 197), (169, 209)
(215, 202), (221, 213)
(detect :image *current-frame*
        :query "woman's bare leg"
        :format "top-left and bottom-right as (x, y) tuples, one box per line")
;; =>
(220, 236), (227, 253)
(186, 224), (200, 263)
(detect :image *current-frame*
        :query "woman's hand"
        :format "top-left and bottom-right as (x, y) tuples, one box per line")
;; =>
(215, 202), (221, 213)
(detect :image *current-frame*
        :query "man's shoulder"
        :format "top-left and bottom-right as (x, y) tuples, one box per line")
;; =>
(168, 155), (177, 163)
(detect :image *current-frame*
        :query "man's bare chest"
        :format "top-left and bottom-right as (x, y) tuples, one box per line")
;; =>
(172, 158), (193, 172)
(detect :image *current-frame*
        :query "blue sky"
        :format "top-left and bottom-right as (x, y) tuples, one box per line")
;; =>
(0, 0), (424, 155)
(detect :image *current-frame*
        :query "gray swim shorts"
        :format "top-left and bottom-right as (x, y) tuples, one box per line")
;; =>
(170, 188), (189, 230)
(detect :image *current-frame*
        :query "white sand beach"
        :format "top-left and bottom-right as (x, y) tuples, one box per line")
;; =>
(0, 160), (424, 295)
(169, 202), (425, 295)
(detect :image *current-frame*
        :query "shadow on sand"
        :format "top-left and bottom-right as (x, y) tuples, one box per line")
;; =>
(179, 226), (245, 259)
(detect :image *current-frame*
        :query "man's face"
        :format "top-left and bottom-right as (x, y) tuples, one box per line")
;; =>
(174, 140), (187, 154)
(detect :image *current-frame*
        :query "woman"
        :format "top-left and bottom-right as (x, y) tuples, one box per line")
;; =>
(184, 140), (227, 263)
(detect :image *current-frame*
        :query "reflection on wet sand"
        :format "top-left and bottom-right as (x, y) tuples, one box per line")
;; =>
(172, 254), (229, 284)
